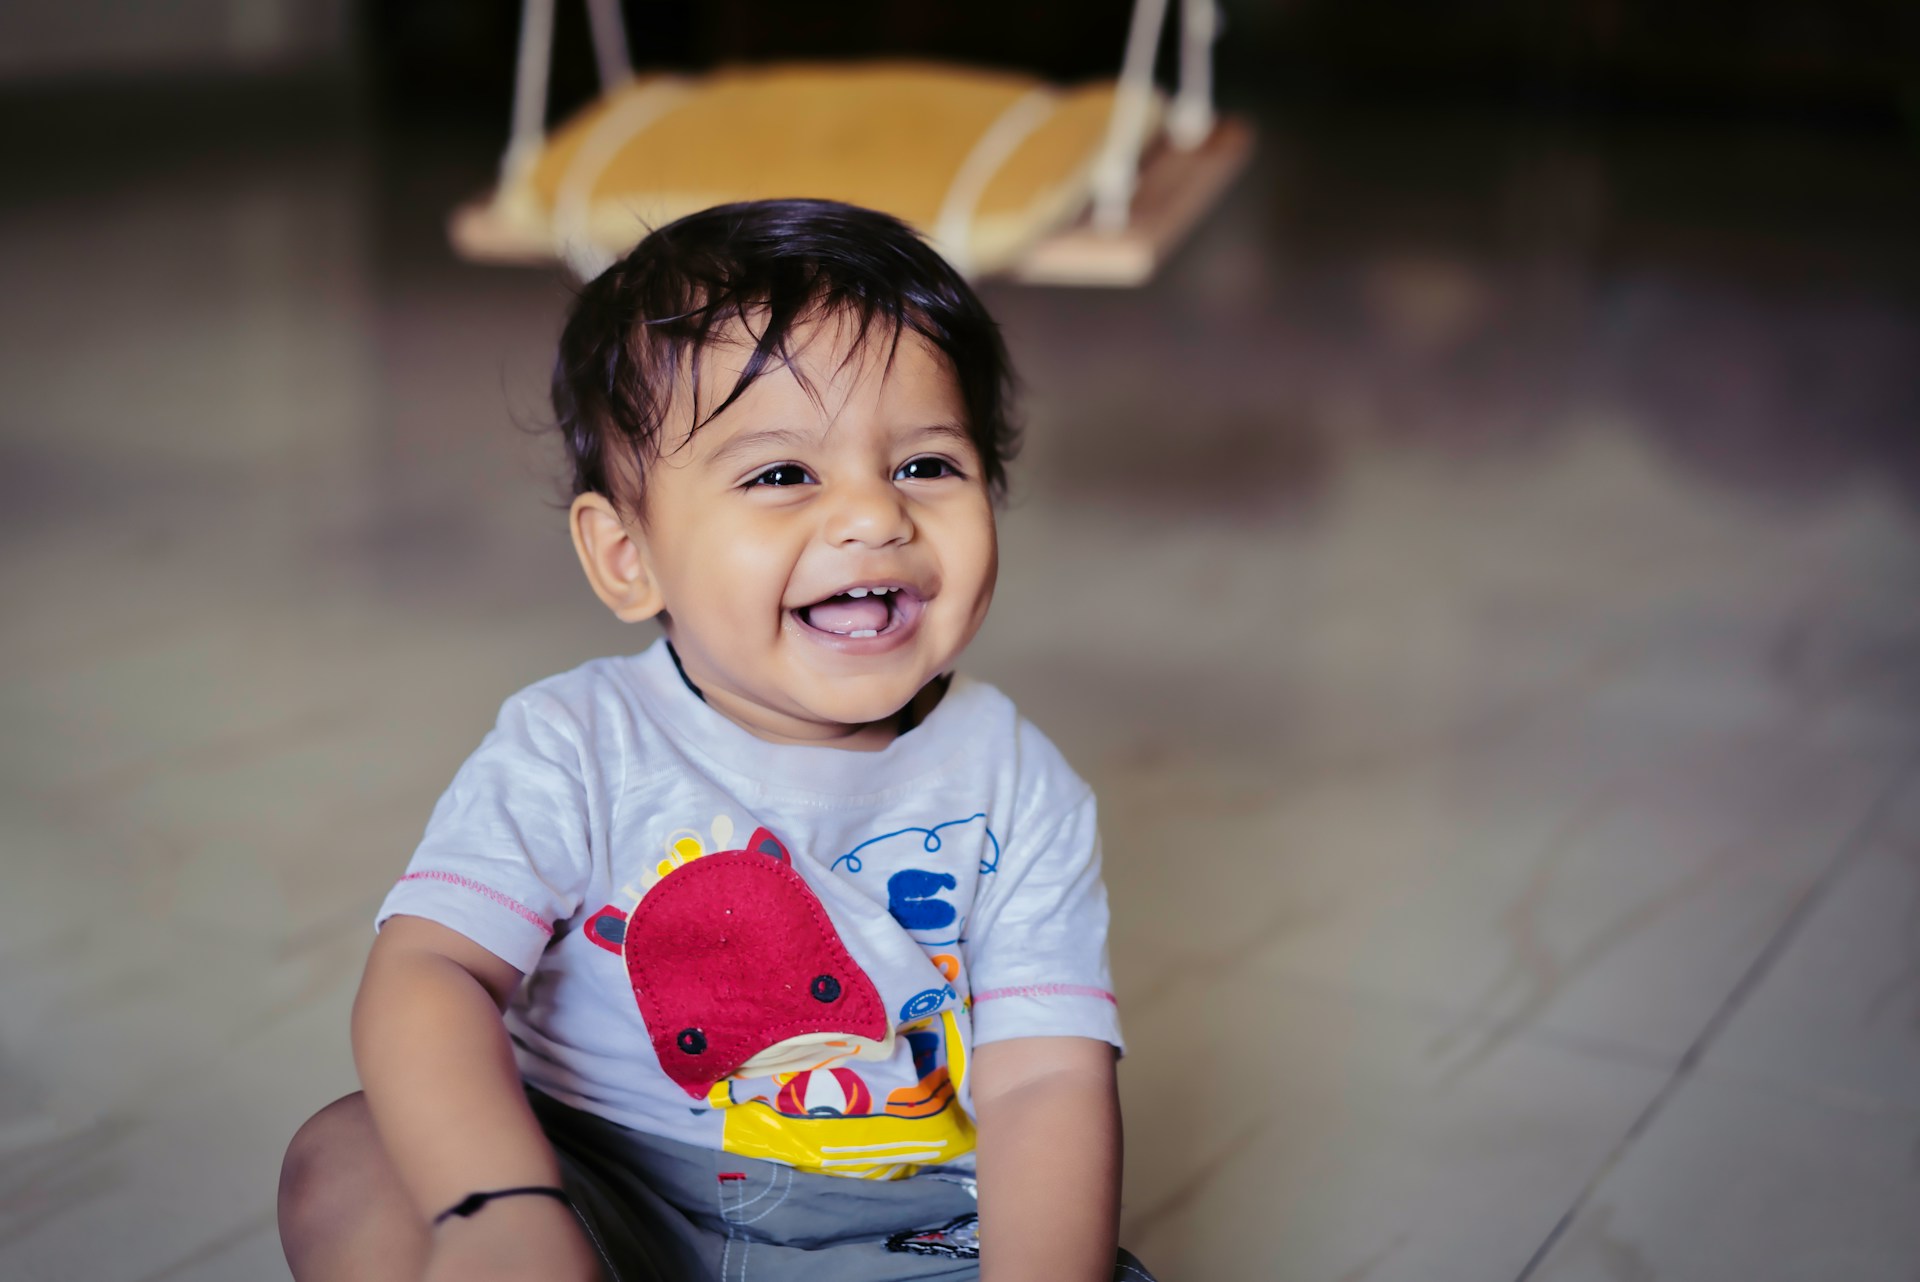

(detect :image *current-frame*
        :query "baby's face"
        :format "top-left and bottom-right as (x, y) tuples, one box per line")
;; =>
(630, 316), (996, 746)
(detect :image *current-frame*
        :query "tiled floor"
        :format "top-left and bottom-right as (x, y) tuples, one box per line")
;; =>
(3, 88), (1918, 1281)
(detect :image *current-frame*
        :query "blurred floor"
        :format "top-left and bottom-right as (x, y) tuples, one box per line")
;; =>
(2, 84), (1919, 1281)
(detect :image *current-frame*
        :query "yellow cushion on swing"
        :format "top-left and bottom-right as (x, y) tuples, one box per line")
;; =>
(492, 61), (1147, 275)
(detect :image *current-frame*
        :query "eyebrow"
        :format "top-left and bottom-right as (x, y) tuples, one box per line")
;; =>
(909, 422), (974, 448)
(703, 426), (818, 467)
(703, 421), (974, 467)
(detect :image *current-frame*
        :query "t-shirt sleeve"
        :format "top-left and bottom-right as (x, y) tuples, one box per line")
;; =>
(964, 790), (1125, 1053)
(375, 690), (602, 974)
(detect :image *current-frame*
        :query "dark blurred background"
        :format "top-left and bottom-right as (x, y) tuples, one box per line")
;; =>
(7, 0), (1918, 503)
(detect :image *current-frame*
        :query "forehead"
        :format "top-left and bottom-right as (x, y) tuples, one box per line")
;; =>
(669, 309), (965, 454)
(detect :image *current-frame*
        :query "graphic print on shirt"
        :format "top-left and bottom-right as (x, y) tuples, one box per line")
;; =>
(827, 813), (1001, 1020)
(579, 815), (981, 1178)
(583, 819), (892, 1097)
(710, 1005), (976, 1179)
(830, 813), (999, 954)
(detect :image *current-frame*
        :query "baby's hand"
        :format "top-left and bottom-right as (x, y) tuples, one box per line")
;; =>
(422, 1193), (603, 1282)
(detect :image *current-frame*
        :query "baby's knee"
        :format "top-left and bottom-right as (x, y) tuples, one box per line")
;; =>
(279, 1093), (383, 1237)
(280, 1094), (431, 1280)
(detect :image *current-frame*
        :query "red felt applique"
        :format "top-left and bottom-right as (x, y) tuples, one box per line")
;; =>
(624, 828), (886, 1097)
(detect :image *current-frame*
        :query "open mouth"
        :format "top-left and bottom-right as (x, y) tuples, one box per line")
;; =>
(792, 584), (924, 640)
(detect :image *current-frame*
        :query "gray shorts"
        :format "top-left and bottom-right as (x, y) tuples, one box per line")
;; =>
(530, 1089), (1158, 1282)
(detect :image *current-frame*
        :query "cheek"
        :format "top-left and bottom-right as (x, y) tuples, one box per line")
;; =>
(714, 527), (792, 578)
(952, 504), (998, 586)
(929, 505), (998, 620)
(668, 515), (797, 625)
(971, 543), (999, 625)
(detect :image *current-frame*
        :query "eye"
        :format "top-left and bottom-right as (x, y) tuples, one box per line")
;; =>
(895, 456), (959, 481)
(747, 464), (813, 488)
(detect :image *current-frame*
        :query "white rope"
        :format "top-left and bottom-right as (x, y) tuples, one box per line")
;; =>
(1168, 0), (1219, 150)
(501, 0), (558, 186)
(1090, 0), (1171, 232)
(553, 79), (695, 279)
(584, 0), (634, 90)
(930, 88), (1060, 275)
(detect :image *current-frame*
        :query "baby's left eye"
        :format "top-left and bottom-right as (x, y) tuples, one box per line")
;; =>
(896, 457), (958, 481)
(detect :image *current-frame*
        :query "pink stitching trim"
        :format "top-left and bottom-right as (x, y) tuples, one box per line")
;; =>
(972, 983), (1117, 1006)
(397, 871), (553, 936)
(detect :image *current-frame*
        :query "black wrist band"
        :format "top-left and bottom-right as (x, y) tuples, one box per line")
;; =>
(432, 1185), (573, 1226)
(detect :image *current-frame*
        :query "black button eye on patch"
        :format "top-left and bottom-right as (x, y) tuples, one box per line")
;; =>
(677, 1028), (707, 1055)
(810, 974), (842, 1003)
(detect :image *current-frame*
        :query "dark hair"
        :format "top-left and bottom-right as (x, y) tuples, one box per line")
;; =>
(551, 199), (1019, 515)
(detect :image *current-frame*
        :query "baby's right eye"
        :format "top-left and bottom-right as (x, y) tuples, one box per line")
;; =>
(747, 464), (812, 488)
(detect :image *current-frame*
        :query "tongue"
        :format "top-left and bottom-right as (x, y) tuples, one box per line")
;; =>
(804, 596), (890, 634)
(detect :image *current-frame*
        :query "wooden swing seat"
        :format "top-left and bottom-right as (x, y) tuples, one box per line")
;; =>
(449, 60), (1249, 286)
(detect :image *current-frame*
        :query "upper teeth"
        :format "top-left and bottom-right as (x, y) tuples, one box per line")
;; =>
(846, 587), (892, 598)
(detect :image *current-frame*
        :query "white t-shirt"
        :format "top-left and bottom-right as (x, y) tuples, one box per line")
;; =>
(377, 638), (1122, 1180)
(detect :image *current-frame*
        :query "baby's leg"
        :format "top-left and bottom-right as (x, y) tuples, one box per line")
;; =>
(278, 1092), (431, 1281)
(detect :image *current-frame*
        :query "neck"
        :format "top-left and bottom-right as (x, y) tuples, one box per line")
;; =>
(696, 683), (904, 752)
(665, 640), (947, 752)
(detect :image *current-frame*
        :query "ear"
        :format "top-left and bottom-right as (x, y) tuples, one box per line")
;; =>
(570, 492), (663, 623)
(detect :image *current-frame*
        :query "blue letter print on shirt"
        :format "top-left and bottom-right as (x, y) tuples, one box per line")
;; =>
(830, 815), (1001, 946)
(888, 869), (957, 931)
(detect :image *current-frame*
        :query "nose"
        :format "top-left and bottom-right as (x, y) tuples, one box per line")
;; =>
(823, 475), (912, 548)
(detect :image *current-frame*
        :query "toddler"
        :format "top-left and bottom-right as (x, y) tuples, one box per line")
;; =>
(278, 199), (1154, 1282)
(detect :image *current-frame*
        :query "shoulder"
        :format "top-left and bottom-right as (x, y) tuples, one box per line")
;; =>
(485, 652), (663, 753)
(505, 653), (639, 712)
(943, 675), (1093, 813)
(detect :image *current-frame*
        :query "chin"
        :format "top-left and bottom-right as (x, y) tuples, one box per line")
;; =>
(821, 693), (917, 729)
(800, 677), (925, 729)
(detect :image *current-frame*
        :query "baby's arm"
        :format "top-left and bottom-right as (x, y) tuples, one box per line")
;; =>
(353, 915), (601, 1282)
(971, 1036), (1122, 1282)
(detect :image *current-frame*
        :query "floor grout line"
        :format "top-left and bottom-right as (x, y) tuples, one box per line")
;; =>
(1509, 747), (1920, 1282)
